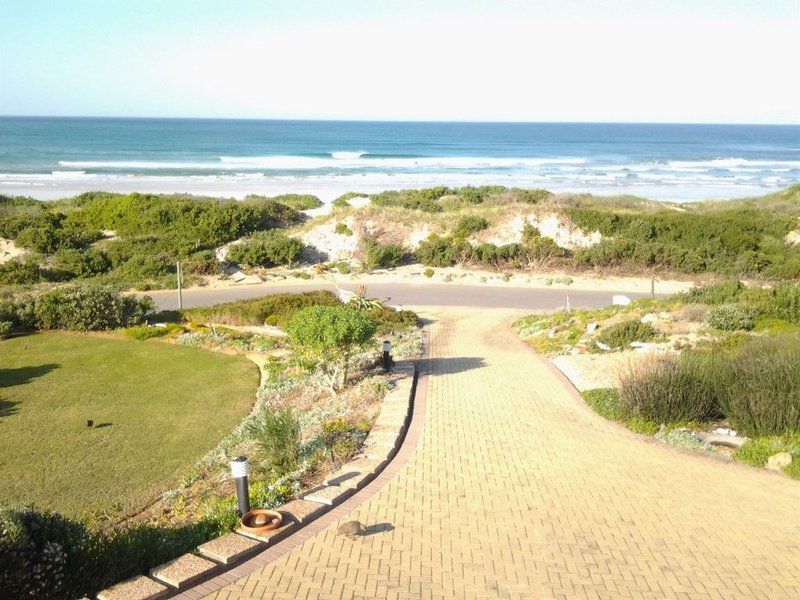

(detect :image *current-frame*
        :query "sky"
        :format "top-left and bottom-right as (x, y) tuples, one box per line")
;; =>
(1, 0), (798, 123)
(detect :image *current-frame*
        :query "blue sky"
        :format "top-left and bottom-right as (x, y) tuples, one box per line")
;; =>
(1, 0), (798, 123)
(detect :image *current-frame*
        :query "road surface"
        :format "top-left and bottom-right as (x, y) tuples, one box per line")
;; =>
(147, 282), (660, 312)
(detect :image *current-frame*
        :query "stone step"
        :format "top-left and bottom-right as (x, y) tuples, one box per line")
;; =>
(198, 532), (264, 565)
(96, 575), (169, 600)
(150, 553), (218, 589)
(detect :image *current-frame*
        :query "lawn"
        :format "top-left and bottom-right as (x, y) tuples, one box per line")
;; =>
(0, 331), (258, 519)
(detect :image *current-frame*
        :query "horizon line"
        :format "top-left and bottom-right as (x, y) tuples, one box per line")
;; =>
(1, 114), (799, 127)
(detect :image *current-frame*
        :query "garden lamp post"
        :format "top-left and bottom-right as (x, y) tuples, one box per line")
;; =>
(382, 340), (392, 372)
(230, 456), (250, 516)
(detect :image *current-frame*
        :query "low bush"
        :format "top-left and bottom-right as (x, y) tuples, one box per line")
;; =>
(706, 304), (758, 331)
(30, 286), (155, 331)
(364, 240), (405, 270)
(720, 335), (800, 436)
(268, 194), (322, 210)
(362, 306), (418, 335)
(618, 352), (725, 423)
(123, 323), (183, 340)
(49, 248), (111, 279)
(181, 291), (340, 327)
(453, 215), (489, 238)
(334, 223), (352, 236)
(0, 320), (11, 339)
(423, 268), (434, 278)
(246, 408), (301, 476)
(332, 192), (365, 207)
(183, 250), (220, 276)
(370, 187), (452, 213)
(0, 257), (42, 285)
(226, 231), (304, 268)
(320, 418), (367, 466)
(595, 319), (658, 349)
(735, 432), (800, 468)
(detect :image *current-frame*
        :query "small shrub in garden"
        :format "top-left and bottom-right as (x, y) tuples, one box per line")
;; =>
(618, 352), (725, 423)
(735, 432), (800, 467)
(595, 319), (658, 350)
(246, 408), (301, 476)
(335, 261), (352, 274)
(581, 388), (625, 421)
(364, 240), (405, 270)
(0, 257), (42, 284)
(0, 320), (11, 339)
(287, 305), (377, 391)
(269, 194), (322, 210)
(423, 268), (434, 278)
(706, 304), (758, 331)
(321, 418), (366, 465)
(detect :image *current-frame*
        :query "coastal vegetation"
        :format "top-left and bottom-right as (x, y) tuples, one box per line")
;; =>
(515, 280), (800, 477)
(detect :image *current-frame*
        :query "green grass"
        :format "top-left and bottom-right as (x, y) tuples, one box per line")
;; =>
(0, 332), (258, 518)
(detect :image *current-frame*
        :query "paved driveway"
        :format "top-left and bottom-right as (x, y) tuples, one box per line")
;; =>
(203, 308), (800, 599)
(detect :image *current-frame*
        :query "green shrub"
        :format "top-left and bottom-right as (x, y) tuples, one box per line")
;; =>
(415, 234), (470, 267)
(123, 323), (182, 340)
(226, 231), (303, 268)
(183, 250), (220, 276)
(246, 408), (301, 476)
(332, 192), (365, 207)
(720, 335), (800, 436)
(679, 281), (744, 304)
(362, 306), (418, 335)
(370, 187), (452, 213)
(268, 194), (322, 210)
(334, 223), (353, 236)
(453, 215), (489, 238)
(30, 285), (155, 331)
(335, 261), (352, 274)
(364, 240), (405, 270)
(182, 291), (340, 327)
(735, 432), (800, 467)
(618, 352), (725, 423)
(581, 388), (625, 421)
(423, 268), (434, 278)
(595, 319), (658, 350)
(0, 257), (42, 285)
(774, 282), (800, 323)
(320, 418), (366, 465)
(0, 320), (11, 339)
(706, 304), (758, 331)
(50, 248), (111, 279)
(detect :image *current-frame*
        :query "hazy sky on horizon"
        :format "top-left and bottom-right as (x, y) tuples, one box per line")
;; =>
(1, 0), (798, 124)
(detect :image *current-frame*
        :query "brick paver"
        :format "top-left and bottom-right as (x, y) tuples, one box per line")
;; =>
(206, 309), (800, 599)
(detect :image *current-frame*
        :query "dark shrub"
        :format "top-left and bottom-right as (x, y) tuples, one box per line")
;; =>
(364, 240), (405, 270)
(595, 319), (658, 349)
(183, 250), (220, 276)
(0, 257), (42, 285)
(50, 248), (111, 279)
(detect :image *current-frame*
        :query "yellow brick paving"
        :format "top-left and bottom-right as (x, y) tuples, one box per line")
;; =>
(207, 309), (800, 599)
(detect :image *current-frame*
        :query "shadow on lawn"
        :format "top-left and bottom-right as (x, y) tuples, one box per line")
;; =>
(0, 363), (59, 388)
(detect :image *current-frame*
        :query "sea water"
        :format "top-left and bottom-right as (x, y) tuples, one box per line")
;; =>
(1, 117), (798, 202)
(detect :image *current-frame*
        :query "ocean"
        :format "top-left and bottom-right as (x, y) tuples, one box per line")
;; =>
(1, 117), (799, 202)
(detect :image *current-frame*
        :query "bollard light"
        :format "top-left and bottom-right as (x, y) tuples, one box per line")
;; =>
(382, 340), (392, 372)
(230, 456), (250, 516)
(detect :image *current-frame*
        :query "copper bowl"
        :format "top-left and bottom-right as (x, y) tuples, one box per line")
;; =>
(240, 509), (283, 534)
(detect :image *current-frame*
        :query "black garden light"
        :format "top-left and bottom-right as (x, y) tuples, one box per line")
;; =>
(382, 340), (392, 372)
(230, 456), (250, 516)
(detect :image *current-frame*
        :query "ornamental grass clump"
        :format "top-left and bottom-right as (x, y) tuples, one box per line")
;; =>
(618, 351), (725, 423)
(720, 334), (800, 436)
